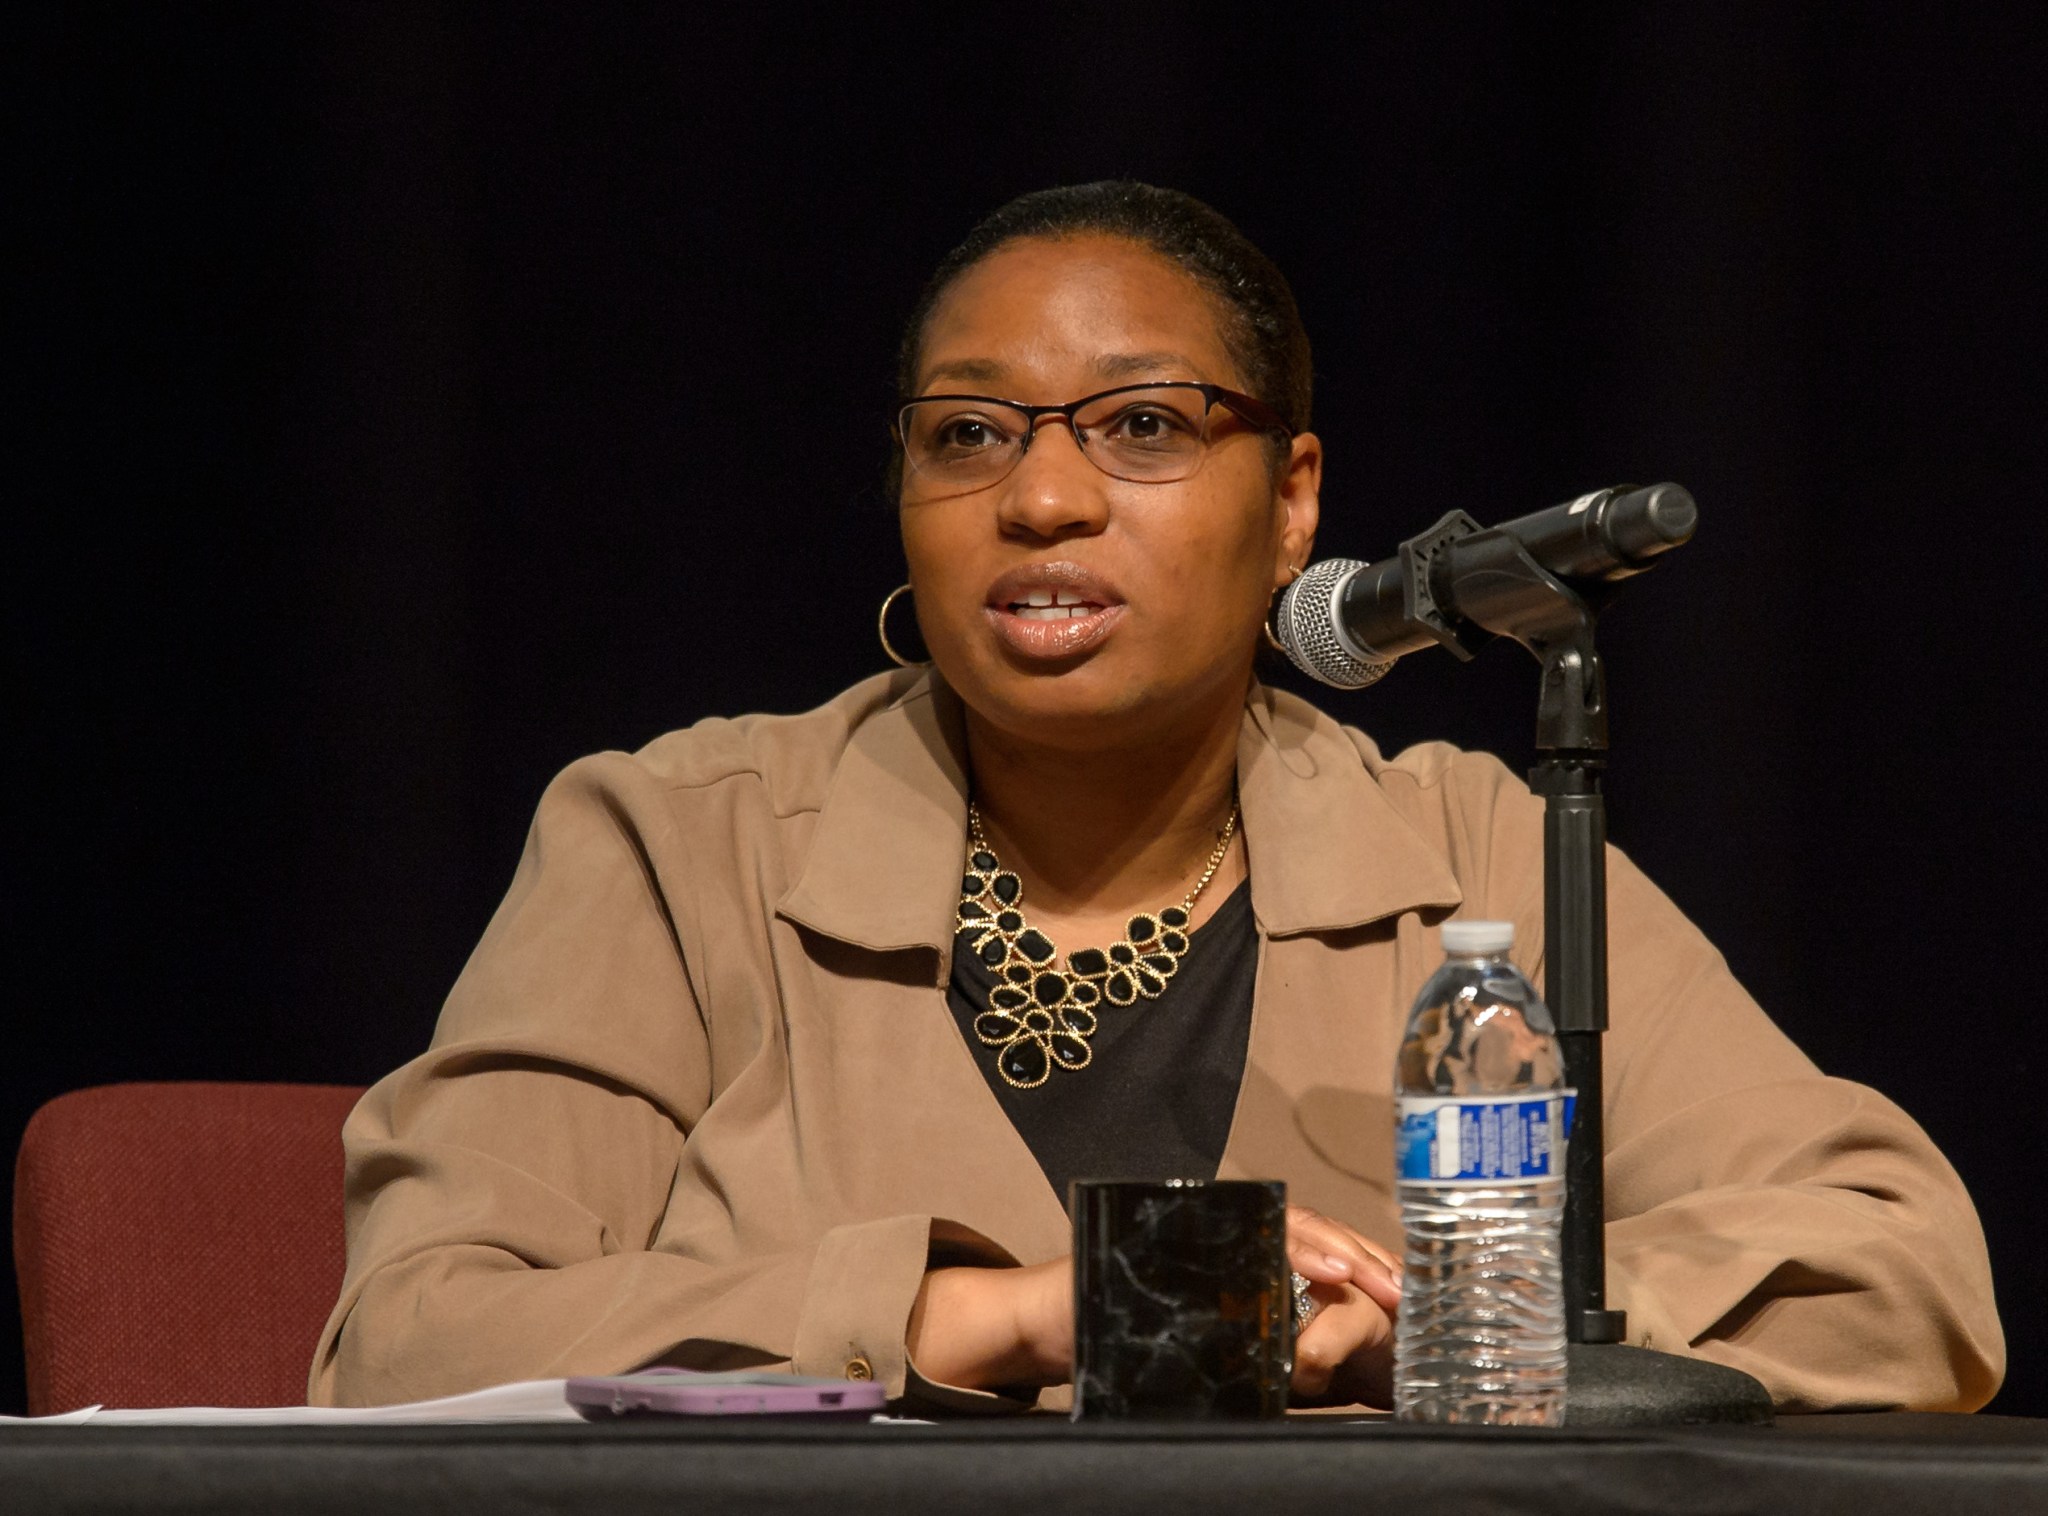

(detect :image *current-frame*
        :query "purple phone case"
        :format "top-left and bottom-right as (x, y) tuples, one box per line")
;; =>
(566, 1369), (886, 1419)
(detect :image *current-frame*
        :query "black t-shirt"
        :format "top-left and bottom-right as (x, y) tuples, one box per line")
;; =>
(945, 879), (1258, 1212)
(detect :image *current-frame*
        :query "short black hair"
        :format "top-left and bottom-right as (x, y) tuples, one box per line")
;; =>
(896, 181), (1313, 436)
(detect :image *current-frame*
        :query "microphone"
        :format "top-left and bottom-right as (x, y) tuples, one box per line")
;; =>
(1272, 483), (1697, 688)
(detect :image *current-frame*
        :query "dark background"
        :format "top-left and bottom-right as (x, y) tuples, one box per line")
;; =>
(11, 2), (2045, 1416)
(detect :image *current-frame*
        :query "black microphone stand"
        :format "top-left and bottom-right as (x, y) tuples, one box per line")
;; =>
(1401, 495), (1773, 1426)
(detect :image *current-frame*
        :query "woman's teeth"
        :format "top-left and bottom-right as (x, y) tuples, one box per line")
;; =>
(1010, 589), (1101, 621)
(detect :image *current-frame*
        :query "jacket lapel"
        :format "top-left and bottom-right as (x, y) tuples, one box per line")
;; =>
(1236, 683), (1464, 936)
(775, 675), (969, 972)
(772, 675), (1075, 1259)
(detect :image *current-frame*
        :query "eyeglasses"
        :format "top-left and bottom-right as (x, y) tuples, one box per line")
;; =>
(895, 381), (1291, 500)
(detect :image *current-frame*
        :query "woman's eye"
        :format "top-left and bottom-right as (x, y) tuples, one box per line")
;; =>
(934, 416), (1008, 451)
(1105, 406), (1197, 445)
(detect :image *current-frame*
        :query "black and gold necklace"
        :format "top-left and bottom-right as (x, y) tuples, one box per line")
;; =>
(954, 801), (1241, 1090)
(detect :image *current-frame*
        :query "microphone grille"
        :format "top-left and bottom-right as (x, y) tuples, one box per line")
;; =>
(1271, 558), (1394, 690)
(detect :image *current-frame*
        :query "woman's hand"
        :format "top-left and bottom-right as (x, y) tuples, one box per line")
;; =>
(1285, 1204), (1403, 1407)
(906, 1205), (1401, 1404)
(906, 1258), (1072, 1391)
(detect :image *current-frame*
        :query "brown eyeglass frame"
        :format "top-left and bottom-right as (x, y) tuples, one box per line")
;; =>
(894, 381), (1293, 474)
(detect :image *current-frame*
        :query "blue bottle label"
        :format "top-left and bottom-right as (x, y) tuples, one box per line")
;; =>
(1395, 1093), (1574, 1185)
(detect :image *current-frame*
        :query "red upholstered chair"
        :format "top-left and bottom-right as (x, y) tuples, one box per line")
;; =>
(13, 1081), (367, 1415)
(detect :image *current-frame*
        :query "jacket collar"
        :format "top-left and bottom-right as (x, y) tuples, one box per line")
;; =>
(776, 674), (973, 957)
(1234, 682), (1464, 936)
(776, 673), (1462, 958)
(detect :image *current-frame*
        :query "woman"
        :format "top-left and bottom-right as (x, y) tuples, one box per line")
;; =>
(311, 183), (2001, 1412)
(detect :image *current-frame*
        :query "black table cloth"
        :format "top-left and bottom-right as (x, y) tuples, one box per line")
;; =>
(3, 1412), (2042, 1515)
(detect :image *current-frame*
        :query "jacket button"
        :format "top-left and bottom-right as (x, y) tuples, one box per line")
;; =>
(845, 1356), (874, 1381)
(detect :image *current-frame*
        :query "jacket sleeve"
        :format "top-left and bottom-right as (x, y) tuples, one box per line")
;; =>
(1469, 763), (2005, 1411)
(307, 754), (967, 1407)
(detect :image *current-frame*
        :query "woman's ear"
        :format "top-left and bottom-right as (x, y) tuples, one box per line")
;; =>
(1273, 431), (1322, 588)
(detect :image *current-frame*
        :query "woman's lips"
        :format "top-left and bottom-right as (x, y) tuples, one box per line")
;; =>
(983, 563), (1126, 662)
(985, 600), (1126, 660)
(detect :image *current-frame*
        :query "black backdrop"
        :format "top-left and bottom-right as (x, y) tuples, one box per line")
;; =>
(12, 3), (2046, 1417)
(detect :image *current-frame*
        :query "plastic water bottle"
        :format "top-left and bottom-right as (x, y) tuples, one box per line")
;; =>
(1393, 920), (1570, 1424)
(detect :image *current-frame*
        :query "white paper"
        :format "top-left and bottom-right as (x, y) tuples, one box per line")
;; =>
(0, 1379), (581, 1426)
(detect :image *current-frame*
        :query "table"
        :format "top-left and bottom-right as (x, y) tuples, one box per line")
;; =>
(3, 1413), (2042, 1514)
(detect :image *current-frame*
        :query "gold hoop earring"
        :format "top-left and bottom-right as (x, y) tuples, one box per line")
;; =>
(1262, 565), (1301, 654)
(878, 583), (931, 669)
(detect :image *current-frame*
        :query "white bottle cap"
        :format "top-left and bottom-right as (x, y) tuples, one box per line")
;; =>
(1441, 919), (1515, 955)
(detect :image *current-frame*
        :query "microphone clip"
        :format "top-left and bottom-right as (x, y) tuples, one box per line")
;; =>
(1438, 522), (1608, 753)
(1394, 509), (1490, 662)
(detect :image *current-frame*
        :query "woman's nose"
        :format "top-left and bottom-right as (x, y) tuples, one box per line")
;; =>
(994, 420), (1111, 542)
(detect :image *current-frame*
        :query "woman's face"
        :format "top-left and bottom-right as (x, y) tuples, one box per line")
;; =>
(899, 234), (1320, 752)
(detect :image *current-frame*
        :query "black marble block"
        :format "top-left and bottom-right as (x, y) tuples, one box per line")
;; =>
(1070, 1179), (1290, 1420)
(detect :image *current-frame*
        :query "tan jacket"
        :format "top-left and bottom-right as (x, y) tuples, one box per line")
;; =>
(311, 670), (2003, 1411)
